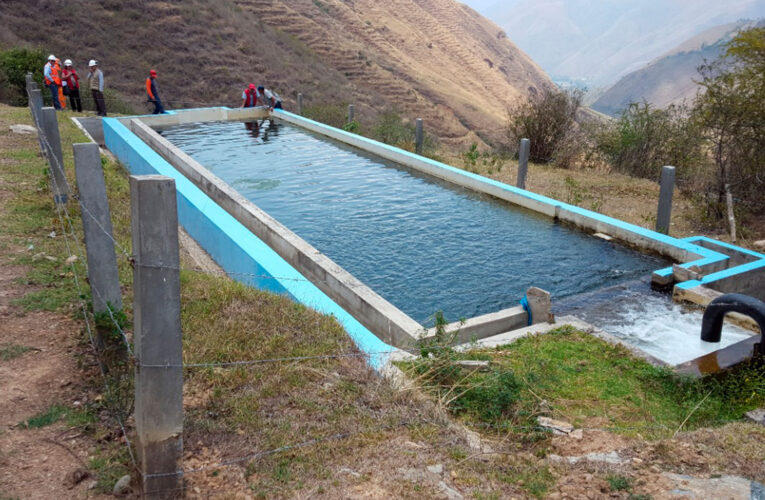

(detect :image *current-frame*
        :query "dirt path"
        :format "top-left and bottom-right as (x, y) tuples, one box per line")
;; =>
(0, 118), (114, 498)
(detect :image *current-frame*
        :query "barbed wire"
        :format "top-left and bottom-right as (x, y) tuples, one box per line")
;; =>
(26, 87), (140, 472)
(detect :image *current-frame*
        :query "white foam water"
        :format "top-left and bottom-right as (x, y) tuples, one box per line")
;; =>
(555, 280), (756, 365)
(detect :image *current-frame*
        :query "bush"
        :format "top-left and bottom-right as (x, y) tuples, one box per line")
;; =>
(594, 101), (706, 185)
(302, 103), (348, 129)
(506, 88), (582, 164)
(373, 110), (436, 155)
(0, 47), (46, 106)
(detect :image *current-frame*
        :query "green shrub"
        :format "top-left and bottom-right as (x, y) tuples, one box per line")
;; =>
(594, 101), (706, 183)
(0, 47), (46, 106)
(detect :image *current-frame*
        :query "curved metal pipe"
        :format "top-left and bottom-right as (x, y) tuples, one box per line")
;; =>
(700, 293), (765, 355)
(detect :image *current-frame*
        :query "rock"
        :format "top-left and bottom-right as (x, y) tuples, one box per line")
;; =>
(338, 467), (361, 478)
(753, 240), (765, 251)
(64, 255), (78, 265)
(112, 474), (132, 496)
(537, 417), (574, 435)
(568, 429), (584, 440)
(48, 231), (56, 238)
(10, 124), (37, 135)
(87, 480), (98, 490)
(556, 451), (624, 465)
(454, 360), (490, 371)
(427, 464), (444, 475)
(661, 473), (754, 499)
(64, 468), (89, 489)
(746, 408), (765, 426)
(438, 480), (463, 500)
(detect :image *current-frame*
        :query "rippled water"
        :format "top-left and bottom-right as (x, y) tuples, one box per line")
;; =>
(161, 120), (669, 325)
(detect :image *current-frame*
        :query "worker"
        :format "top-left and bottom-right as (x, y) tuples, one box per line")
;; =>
(257, 85), (282, 110)
(55, 59), (66, 109)
(145, 69), (165, 114)
(87, 60), (106, 117)
(61, 59), (82, 112)
(43, 55), (61, 110)
(241, 83), (259, 108)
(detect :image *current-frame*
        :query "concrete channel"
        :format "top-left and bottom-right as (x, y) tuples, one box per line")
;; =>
(102, 106), (765, 372)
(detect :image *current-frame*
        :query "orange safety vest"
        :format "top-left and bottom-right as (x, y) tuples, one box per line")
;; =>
(55, 60), (66, 109)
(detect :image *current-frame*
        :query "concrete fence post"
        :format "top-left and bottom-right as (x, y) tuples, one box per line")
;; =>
(517, 138), (530, 189)
(29, 89), (45, 153)
(348, 104), (354, 125)
(73, 143), (122, 339)
(656, 165), (675, 234)
(41, 107), (70, 205)
(131, 175), (183, 499)
(297, 93), (303, 116)
(415, 118), (424, 155)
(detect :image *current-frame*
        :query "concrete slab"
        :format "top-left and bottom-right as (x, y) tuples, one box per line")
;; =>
(73, 117), (105, 146)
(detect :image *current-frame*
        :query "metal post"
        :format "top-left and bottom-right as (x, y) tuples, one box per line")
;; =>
(415, 118), (424, 155)
(517, 138), (530, 189)
(297, 93), (303, 116)
(29, 89), (45, 153)
(656, 165), (676, 234)
(131, 175), (183, 499)
(40, 107), (70, 204)
(73, 143), (122, 333)
(348, 104), (354, 125)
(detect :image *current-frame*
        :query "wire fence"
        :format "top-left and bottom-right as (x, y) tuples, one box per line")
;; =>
(26, 87), (139, 472)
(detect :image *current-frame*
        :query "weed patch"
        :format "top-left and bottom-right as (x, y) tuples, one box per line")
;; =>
(401, 326), (765, 439)
(0, 343), (35, 361)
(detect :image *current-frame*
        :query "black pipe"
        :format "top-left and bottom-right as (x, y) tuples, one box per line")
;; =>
(700, 293), (765, 355)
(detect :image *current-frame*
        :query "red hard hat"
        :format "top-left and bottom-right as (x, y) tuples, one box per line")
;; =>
(149, 69), (157, 76)
(249, 83), (256, 89)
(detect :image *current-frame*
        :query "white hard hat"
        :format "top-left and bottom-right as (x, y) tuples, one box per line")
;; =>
(88, 59), (97, 67)
(64, 59), (72, 66)
(48, 54), (56, 61)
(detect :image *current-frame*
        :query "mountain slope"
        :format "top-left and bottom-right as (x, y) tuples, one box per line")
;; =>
(591, 21), (761, 116)
(461, 0), (765, 86)
(0, 0), (552, 148)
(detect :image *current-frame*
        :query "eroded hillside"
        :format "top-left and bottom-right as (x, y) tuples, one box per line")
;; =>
(0, 0), (551, 148)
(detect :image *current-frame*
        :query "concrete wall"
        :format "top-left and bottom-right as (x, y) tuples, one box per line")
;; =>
(102, 115), (399, 368)
(126, 118), (422, 348)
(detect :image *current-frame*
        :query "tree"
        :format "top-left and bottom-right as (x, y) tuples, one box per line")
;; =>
(0, 47), (46, 106)
(693, 27), (765, 215)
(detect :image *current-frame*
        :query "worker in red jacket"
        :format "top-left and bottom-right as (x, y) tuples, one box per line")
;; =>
(61, 59), (82, 112)
(241, 83), (259, 108)
(145, 69), (165, 114)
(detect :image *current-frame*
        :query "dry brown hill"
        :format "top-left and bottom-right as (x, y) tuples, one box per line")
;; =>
(0, 0), (551, 149)
(591, 20), (762, 116)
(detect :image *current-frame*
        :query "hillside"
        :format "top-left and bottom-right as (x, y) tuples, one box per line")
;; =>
(0, 0), (552, 149)
(591, 21), (761, 116)
(461, 0), (765, 87)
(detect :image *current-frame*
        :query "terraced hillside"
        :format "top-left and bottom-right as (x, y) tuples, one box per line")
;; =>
(0, 0), (552, 148)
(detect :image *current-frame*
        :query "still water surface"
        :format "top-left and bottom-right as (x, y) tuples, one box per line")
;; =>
(161, 119), (669, 325)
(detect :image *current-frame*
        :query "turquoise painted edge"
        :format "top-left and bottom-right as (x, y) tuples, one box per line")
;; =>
(684, 235), (765, 259)
(676, 258), (765, 290)
(102, 117), (398, 369)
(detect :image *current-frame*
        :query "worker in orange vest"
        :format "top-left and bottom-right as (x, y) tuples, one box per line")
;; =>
(55, 59), (66, 109)
(145, 69), (165, 114)
(43, 55), (62, 110)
